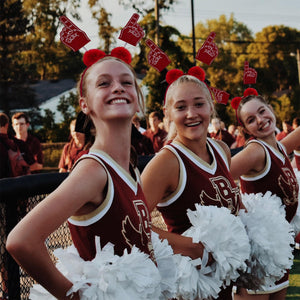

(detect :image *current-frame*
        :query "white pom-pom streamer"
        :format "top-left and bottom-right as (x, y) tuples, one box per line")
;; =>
(183, 205), (250, 285)
(30, 241), (162, 300)
(290, 169), (300, 235)
(151, 231), (177, 299)
(172, 253), (221, 300)
(237, 192), (295, 290)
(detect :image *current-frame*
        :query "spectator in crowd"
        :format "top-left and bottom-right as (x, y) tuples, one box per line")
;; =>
(131, 124), (154, 156)
(0, 113), (19, 179)
(132, 114), (146, 133)
(58, 119), (90, 173)
(228, 124), (237, 138)
(0, 112), (35, 178)
(12, 112), (43, 171)
(292, 117), (300, 130)
(276, 119), (293, 141)
(231, 126), (245, 149)
(143, 111), (167, 152)
(209, 117), (236, 148)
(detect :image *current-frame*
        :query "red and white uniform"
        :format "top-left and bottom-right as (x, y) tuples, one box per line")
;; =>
(68, 150), (154, 262)
(157, 139), (242, 235)
(157, 139), (242, 300)
(239, 139), (299, 294)
(240, 139), (298, 223)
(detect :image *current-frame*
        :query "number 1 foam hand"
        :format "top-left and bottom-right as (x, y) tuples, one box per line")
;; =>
(196, 32), (219, 65)
(243, 61), (257, 85)
(118, 13), (145, 46)
(59, 16), (90, 51)
(209, 86), (230, 105)
(146, 39), (171, 72)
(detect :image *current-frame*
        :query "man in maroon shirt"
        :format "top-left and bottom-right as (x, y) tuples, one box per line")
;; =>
(12, 112), (43, 171)
(143, 111), (167, 152)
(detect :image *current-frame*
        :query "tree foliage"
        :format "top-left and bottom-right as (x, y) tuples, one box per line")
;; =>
(2, 0), (300, 140)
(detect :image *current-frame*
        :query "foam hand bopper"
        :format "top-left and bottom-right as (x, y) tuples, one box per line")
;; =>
(243, 61), (257, 85)
(209, 86), (230, 105)
(196, 32), (219, 65)
(146, 39), (171, 72)
(59, 16), (90, 51)
(118, 13), (145, 46)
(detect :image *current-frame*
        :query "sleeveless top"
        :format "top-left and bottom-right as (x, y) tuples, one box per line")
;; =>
(68, 150), (154, 261)
(239, 139), (298, 222)
(157, 139), (242, 234)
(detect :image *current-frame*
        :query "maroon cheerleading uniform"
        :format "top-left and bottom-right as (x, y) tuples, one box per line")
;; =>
(239, 139), (299, 294)
(240, 139), (298, 223)
(157, 139), (242, 235)
(68, 150), (154, 262)
(157, 139), (242, 300)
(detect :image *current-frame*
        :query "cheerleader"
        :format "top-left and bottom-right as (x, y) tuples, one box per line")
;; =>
(230, 92), (299, 300)
(6, 53), (158, 299)
(141, 71), (244, 300)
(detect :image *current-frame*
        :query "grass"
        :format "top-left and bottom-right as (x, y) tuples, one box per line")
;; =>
(287, 249), (300, 299)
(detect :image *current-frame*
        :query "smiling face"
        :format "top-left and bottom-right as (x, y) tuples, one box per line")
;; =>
(239, 97), (276, 139)
(79, 58), (139, 123)
(165, 79), (213, 143)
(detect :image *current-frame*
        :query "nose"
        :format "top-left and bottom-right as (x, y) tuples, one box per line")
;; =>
(112, 80), (125, 93)
(256, 115), (263, 123)
(186, 106), (197, 118)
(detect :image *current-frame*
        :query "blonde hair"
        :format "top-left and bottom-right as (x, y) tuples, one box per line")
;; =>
(77, 56), (145, 115)
(164, 75), (215, 141)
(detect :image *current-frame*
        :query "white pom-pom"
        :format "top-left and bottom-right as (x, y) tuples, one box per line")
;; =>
(172, 253), (222, 300)
(238, 192), (295, 290)
(31, 243), (162, 300)
(151, 231), (177, 299)
(183, 205), (250, 285)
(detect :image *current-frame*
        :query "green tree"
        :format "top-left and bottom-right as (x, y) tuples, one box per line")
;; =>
(272, 93), (294, 125)
(246, 26), (300, 94)
(0, 0), (36, 114)
(22, 0), (82, 80)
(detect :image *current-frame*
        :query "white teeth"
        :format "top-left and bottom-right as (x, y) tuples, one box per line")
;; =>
(261, 122), (269, 130)
(111, 99), (127, 104)
(186, 122), (200, 127)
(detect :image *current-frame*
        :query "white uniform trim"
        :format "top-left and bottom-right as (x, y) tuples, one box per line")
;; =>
(157, 144), (187, 207)
(90, 150), (139, 195)
(68, 153), (114, 226)
(240, 139), (271, 181)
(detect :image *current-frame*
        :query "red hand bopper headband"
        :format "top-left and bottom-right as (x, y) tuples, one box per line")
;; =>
(231, 88), (258, 124)
(165, 66), (206, 85)
(79, 47), (132, 96)
(164, 66), (207, 105)
(82, 47), (132, 67)
(59, 16), (134, 97)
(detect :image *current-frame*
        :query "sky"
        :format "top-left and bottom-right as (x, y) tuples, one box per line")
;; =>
(75, 0), (300, 50)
